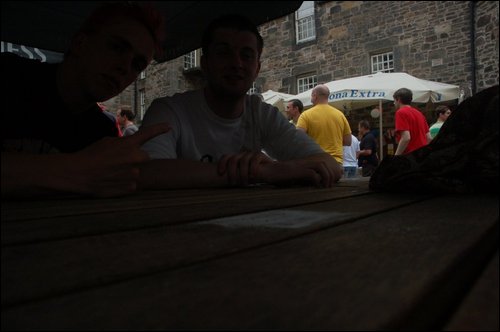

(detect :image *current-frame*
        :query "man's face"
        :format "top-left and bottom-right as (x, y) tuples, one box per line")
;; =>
(310, 91), (318, 105)
(202, 28), (261, 98)
(72, 18), (155, 102)
(393, 97), (401, 110)
(440, 109), (452, 121)
(286, 102), (297, 119)
(117, 111), (125, 125)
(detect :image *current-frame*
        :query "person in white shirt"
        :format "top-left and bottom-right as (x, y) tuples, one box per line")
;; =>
(139, 14), (342, 189)
(343, 134), (360, 178)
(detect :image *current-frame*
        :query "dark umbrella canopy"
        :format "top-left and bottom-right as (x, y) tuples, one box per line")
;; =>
(1, 1), (303, 62)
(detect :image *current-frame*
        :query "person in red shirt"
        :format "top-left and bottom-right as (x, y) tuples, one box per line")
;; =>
(393, 88), (431, 155)
(370, 85), (498, 194)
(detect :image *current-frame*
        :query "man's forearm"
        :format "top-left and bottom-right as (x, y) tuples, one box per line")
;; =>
(139, 152), (343, 191)
(138, 159), (229, 190)
(395, 139), (409, 155)
(2, 153), (72, 197)
(358, 149), (372, 157)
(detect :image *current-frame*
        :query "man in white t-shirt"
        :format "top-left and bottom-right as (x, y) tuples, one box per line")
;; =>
(139, 15), (342, 189)
(342, 134), (360, 178)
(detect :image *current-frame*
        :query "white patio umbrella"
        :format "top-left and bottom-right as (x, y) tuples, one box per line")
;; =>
(288, 72), (460, 159)
(260, 89), (295, 116)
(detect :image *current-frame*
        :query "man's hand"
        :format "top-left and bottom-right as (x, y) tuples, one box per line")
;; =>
(217, 152), (341, 188)
(259, 155), (340, 188)
(217, 151), (274, 186)
(1, 123), (170, 198)
(68, 123), (171, 197)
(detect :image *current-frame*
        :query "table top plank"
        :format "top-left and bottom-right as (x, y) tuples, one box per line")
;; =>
(2, 180), (368, 221)
(2, 180), (371, 245)
(2, 191), (425, 307)
(2, 194), (497, 330)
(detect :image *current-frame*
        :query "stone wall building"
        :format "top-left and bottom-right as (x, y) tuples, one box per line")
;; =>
(118, 0), (498, 139)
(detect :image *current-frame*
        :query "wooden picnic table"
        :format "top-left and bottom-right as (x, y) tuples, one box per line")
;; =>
(1, 177), (498, 330)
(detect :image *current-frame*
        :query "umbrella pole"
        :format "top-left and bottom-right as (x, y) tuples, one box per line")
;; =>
(379, 99), (383, 161)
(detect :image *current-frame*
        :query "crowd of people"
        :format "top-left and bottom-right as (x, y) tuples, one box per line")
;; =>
(1, 1), (497, 198)
(292, 85), (453, 179)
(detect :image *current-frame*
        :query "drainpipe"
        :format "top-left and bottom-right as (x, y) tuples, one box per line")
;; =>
(469, 1), (477, 94)
(133, 80), (137, 118)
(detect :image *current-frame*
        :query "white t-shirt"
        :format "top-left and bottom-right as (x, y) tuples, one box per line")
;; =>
(141, 89), (324, 162)
(342, 134), (360, 167)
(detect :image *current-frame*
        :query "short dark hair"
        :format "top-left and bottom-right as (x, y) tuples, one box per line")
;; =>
(202, 14), (264, 57)
(393, 88), (413, 104)
(358, 120), (371, 130)
(119, 108), (136, 121)
(435, 105), (450, 117)
(289, 99), (304, 113)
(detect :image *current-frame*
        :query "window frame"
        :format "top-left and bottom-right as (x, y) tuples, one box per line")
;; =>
(139, 89), (146, 120)
(247, 82), (258, 95)
(371, 51), (395, 73)
(297, 74), (318, 93)
(183, 49), (201, 70)
(295, 1), (316, 44)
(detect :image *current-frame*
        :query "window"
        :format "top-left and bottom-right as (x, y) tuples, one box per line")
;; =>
(371, 52), (394, 73)
(297, 75), (317, 93)
(139, 89), (146, 120)
(140, 70), (146, 79)
(183, 49), (201, 70)
(295, 1), (316, 44)
(247, 82), (258, 95)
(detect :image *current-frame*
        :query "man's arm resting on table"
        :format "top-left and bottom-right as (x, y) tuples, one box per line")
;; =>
(2, 153), (90, 197)
(138, 159), (229, 189)
(138, 152), (343, 190)
(2, 151), (143, 198)
(1, 124), (170, 198)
